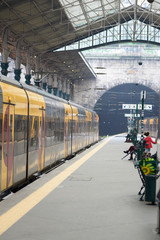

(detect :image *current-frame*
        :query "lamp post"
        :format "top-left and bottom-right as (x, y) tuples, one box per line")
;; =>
(139, 90), (146, 158)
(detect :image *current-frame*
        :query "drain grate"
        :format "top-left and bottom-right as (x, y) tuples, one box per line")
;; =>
(69, 177), (92, 181)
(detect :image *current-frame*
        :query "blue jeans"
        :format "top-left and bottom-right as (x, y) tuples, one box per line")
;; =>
(145, 148), (151, 152)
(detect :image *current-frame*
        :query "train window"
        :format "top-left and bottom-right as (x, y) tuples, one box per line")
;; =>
(45, 117), (51, 147)
(60, 115), (64, 142)
(52, 103), (57, 143)
(58, 104), (64, 143)
(0, 114), (2, 158)
(3, 108), (15, 159)
(4, 114), (8, 142)
(29, 116), (38, 151)
(18, 116), (25, 141)
(72, 119), (75, 134)
(10, 115), (12, 141)
(56, 112), (60, 142)
(51, 118), (54, 136)
(14, 115), (27, 156)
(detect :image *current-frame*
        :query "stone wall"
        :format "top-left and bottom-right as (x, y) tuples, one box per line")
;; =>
(73, 58), (160, 110)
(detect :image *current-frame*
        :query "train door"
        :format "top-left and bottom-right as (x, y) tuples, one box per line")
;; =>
(75, 115), (78, 152)
(64, 104), (71, 158)
(64, 109), (69, 158)
(1, 103), (15, 191)
(85, 111), (89, 146)
(38, 107), (45, 171)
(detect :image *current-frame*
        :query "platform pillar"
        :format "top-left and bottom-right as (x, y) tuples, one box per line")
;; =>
(43, 82), (47, 91)
(53, 88), (58, 95)
(25, 74), (31, 85)
(25, 51), (31, 85)
(41, 65), (48, 91)
(14, 41), (21, 81)
(14, 69), (21, 81)
(1, 29), (9, 76)
(62, 78), (66, 100)
(66, 94), (70, 101)
(63, 92), (66, 99)
(1, 62), (9, 76)
(48, 85), (52, 93)
(58, 76), (62, 98)
(53, 74), (58, 96)
(59, 90), (62, 98)
(34, 56), (41, 87)
(48, 74), (53, 94)
(66, 80), (70, 101)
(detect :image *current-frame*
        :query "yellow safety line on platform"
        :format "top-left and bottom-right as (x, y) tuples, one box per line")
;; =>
(0, 136), (113, 236)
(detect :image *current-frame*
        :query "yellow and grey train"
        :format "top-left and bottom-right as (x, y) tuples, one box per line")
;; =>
(0, 75), (99, 194)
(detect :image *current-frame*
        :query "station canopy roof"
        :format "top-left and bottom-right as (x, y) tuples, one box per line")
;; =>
(0, 0), (160, 80)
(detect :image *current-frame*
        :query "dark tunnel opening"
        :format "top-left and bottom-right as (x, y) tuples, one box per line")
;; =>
(94, 83), (159, 136)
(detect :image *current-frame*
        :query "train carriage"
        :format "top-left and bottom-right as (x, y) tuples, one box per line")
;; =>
(0, 79), (28, 191)
(0, 75), (99, 194)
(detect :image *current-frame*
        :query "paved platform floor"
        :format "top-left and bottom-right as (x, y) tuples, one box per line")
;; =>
(0, 134), (160, 240)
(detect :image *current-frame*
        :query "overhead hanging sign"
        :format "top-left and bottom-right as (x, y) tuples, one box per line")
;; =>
(122, 104), (152, 110)
(125, 114), (140, 117)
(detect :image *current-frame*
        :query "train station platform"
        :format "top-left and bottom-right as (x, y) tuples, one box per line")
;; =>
(0, 134), (159, 240)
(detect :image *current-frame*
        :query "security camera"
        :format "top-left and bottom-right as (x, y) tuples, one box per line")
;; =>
(147, 0), (154, 3)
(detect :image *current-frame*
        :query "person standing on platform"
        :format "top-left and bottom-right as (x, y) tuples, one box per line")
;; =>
(144, 132), (157, 152)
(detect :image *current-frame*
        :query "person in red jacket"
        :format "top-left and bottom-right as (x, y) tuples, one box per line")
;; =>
(144, 132), (157, 152)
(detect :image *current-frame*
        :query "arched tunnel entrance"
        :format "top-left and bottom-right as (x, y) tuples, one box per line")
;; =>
(94, 83), (159, 136)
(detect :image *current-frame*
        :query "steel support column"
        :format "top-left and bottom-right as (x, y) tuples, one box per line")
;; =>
(66, 80), (70, 101)
(1, 29), (9, 76)
(53, 74), (58, 96)
(58, 76), (62, 98)
(35, 56), (41, 86)
(14, 41), (21, 81)
(43, 82), (47, 90)
(47, 74), (53, 94)
(62, 78), (66, 100)
(25, 51), (31, 85)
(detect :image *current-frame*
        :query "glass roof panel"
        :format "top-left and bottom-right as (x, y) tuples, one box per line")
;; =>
(84, 2), (103, 22)
(103, 0), (119, 14)
(151, 0), (160, 14)
(59, 0), (87, 28)
(83, 0), (102, 15)
(59, 0), (132, 29)
(137, 0), (160, 14)
(120, 0), (133, 9)
(55, 19), (160, 52)
(137, 0), (149, 8)
(59, 0), (160, 30)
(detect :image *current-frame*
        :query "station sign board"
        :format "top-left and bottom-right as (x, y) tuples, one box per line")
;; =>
(122, 104), (152, 110)
(125, 113), (140, 117)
